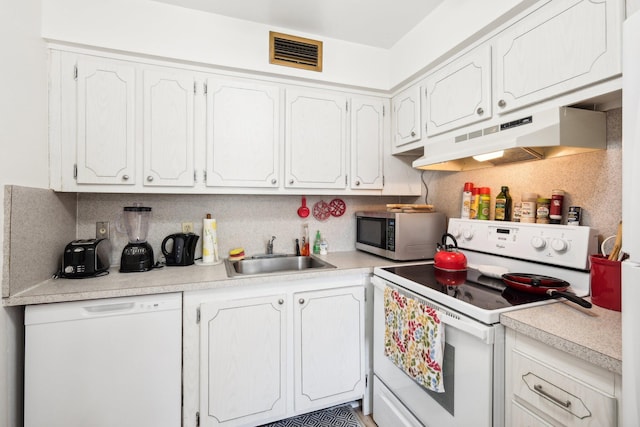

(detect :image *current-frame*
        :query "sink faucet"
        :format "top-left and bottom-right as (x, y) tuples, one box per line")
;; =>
(266, 236), (276, 254)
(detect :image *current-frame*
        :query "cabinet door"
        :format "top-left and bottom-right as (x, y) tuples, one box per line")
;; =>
(293, 286), (365, 412)
(76, 58), (136, 185)
(425, 45), (492, 136)
(143, 68), (195, 187)
(199, 295), (287, 427)
(285, 89), (348, 189)
(495, 0), (623, 114)
(351, 96), (384, 190)
(206, 78), (280, 188)
(392, 85), (421, 148)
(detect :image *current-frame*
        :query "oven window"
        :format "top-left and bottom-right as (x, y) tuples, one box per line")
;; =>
(357, 217), (387, 249)
(425, 342), (455, 416)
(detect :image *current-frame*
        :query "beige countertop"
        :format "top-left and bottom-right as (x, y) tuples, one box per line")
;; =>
(500, 299), (622, 374)
(2, 251), (406, 306)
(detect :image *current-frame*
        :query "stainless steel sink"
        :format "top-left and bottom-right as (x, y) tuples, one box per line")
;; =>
(224, 254), (336, 277)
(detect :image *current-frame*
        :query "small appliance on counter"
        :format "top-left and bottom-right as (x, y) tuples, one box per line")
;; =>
(61, 238), (112, 278)
(120, 204), (154, 273)
(162, 233), (199, 266)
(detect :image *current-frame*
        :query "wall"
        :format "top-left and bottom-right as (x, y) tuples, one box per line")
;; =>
(424, 108), (622, 241)
(0, 0), (49, 425)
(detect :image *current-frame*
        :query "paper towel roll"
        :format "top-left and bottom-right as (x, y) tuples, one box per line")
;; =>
(202, 218), (219, 263)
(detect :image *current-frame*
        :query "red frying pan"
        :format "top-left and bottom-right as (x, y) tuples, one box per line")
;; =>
(502, 273), (592, 309)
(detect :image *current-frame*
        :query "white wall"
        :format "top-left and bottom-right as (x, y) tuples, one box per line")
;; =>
(0, 0), (49, 425)
(41, 0), (392, 90)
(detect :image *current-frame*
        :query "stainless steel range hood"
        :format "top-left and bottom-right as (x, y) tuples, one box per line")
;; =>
(413, 107), (606, 171)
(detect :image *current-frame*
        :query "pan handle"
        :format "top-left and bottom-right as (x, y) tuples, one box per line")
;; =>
(547, 290), (592, 308)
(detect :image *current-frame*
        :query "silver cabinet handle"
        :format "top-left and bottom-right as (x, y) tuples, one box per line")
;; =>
(146, 176), (154, 182)
(278, 298), (284, 305)
(533, 384), (571, 408)
(271, 178), (277, 185)
(299, 298), (305, 304)
(122, 174), (130, 181)
(410, 131), (416, 137)
(477, 107), (484, 115)
(498, 99), (506, 108)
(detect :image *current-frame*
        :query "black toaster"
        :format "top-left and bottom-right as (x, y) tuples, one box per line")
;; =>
(62, 238), (112, 278)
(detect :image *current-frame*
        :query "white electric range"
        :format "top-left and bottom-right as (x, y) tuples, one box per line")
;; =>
(372, 218), (598, 427)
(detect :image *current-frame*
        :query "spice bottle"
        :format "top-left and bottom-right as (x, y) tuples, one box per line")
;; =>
(536, 198), (551, 224)
(470, 187), (480, 219)
(520, 193), (538, 223)
(513, 202), (522, 222)
(494, 186), (512, 221)
(461, 182), (474, 219)
(550, 189), (564, 224)
(477, 187), (491, 220)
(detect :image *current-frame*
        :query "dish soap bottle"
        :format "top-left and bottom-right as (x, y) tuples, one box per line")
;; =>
(313, 230), (322, 255)
(494, 186), (512, 221)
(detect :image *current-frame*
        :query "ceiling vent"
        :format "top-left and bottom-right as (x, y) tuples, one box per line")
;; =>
(269, 31), (323, 72)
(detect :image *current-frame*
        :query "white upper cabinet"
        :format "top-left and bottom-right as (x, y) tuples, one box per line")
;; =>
(425, 45), (492, 136)
(75, 57), (136, 185)
(206, 78), (280, 188)
(350, 96), (385, 190)
(495, 0), (623, 114)
(285, 88), (348, 189)
(391, 85), (422, 149)
(143, 68), (195, 187)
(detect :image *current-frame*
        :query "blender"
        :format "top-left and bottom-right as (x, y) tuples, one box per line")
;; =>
(120, 205), (154, 272)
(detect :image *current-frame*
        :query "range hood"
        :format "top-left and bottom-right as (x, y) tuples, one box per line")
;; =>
(413, 107), (606, 171)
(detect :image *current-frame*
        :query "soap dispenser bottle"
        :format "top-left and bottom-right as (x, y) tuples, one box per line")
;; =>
(313, 230), (321, 254)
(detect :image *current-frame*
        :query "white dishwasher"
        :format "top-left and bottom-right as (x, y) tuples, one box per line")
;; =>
(24, 292), (182, 427)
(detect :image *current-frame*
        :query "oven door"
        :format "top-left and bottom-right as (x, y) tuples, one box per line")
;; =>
(372, 276), (504, 427)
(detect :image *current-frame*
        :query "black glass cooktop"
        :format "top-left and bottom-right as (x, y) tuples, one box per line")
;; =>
(383, 264), (555, 311)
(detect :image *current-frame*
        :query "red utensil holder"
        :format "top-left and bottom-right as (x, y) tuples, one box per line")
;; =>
(589, 254), (621, 311)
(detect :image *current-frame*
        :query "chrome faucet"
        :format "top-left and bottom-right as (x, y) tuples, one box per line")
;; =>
(266, 236), (276, 254)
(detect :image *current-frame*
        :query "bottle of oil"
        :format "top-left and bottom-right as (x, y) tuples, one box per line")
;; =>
(494, 186), (512, 221)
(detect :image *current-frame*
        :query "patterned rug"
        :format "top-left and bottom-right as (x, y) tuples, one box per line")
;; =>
(260, 404), (365, 427)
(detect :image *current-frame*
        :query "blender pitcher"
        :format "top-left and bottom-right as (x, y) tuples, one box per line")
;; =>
(120, 204), (155, 272)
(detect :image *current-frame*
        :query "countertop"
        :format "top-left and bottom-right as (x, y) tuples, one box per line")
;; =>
(501, 299), (622, 375)
(4, 250), (622, 375)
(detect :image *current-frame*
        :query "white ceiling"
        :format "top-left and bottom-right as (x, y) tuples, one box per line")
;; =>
(153, 0), (444, 49)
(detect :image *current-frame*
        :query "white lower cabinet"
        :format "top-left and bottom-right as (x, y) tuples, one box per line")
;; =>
(184, 279), (367, 427)
(505, 329), (620, 427)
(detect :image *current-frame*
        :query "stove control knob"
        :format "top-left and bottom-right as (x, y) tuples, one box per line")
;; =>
(462, 229), (474, 240)
(531, 236), (546, 250)
(451, 228), (462, 239)
(551, 238), (568, 253)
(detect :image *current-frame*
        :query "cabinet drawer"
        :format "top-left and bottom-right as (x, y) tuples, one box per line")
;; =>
(511, 349), (616, 426)
(372, 376), (422, 427)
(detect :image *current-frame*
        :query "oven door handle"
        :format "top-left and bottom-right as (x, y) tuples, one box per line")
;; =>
(374, 277), (496, 345)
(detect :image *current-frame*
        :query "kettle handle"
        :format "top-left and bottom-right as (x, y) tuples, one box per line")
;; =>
(161, 234), (176, 256)
(441, 233), (459, 250)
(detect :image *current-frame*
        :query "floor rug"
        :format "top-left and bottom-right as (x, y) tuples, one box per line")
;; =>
(260, 404), (366, 427)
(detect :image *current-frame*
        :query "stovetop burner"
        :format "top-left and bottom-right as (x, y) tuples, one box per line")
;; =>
(382, 264), (556, 311)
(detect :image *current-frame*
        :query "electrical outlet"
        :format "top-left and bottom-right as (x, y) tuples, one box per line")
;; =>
(182, 222), (194, 233)
(96, 221), (110, 239)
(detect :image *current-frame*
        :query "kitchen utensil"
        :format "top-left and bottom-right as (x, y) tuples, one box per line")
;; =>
(120, 204), (154, 273)
(329, 198), (346, 217)
(502, 273), (592, 308)
(162, 233), (199, 266)
(297, 197), (310, 218)
(607, 221), (623, 261)
(468, 263), (509, 279)
(313, 200), (331, 221)
(434, 233), (467, 271)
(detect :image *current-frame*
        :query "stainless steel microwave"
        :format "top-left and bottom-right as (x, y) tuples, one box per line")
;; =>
(355, 211), (446, 261)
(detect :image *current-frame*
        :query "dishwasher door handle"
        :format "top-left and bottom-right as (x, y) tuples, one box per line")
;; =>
(84, 302), (136, 314)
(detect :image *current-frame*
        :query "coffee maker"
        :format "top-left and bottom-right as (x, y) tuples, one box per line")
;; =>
(120, 205), (154, 272)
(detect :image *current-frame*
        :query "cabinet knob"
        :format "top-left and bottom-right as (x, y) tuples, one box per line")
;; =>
(298, 298), (305, 305)
(498, 99), (506, 108)
(278, 299), (284, 305)
(271, 178), (277, 185)
(355, 181), (361, 186)
(410, 131), (416, 137)
(146, 176), (154, 182)
(122, 174), (129, 181)
(477, 107), (484, 115)
(289, 179), (294, 185)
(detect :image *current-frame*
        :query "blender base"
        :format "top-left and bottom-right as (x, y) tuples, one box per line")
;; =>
(120, 242), (155, 272)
